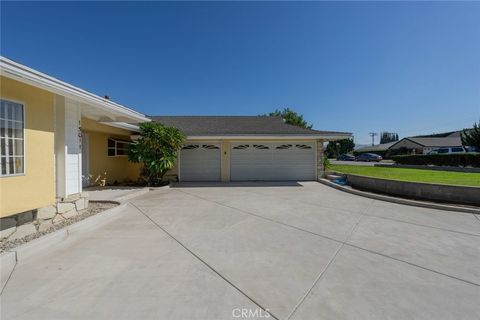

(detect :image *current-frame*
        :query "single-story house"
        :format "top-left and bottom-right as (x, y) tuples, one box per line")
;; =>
(152, 116), (351, 182)
(1, 56), (350, 224)
(0, 56), (149, 220)
(354, 141), (397, 156)
(389, 136), (463, 154)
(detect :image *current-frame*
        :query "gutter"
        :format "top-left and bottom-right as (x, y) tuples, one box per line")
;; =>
(185, 134), (352, 141)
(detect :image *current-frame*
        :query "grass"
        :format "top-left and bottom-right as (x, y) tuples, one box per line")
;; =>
(329, 164), (480, 187)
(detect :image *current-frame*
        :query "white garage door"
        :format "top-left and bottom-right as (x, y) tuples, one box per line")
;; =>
(230, 142), (316, 181)
(180, 144), (221, 181)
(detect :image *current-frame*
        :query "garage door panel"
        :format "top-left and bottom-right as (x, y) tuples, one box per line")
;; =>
(230, 142), (315, 181)
(180, 144), (221, 181)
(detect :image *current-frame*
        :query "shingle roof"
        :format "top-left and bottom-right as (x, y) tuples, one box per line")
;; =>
(149, 116), (351, 137)
(355, 141), (397, 152)
(407, 137), (463, 147)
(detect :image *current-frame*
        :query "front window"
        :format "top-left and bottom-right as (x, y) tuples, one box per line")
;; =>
(0, 100), (24, 176)
(107, 138), (131, 157)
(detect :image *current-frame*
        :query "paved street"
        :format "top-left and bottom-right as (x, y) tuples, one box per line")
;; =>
(1, 182), (479, 319)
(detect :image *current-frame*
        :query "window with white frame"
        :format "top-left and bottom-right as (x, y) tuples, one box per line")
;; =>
(107, 138), (131, 157)
(0, 100), (25, 176)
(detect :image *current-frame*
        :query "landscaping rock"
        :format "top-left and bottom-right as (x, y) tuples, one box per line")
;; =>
(0, 227), (16, 239)
(37, 205), (57, 220)
(8, 224), (37, 241)
(75, 198), (86, 211)
(52, 215), (65, 224)
(57, 202), (75, 214)
(38, 220), (53, 233)
(62, 209), (78, 219)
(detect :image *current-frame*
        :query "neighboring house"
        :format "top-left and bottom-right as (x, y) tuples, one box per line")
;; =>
(354, 141), (397, 155)
(389, 136), (463, 154)
(152, 116), (351, 182)
(0, 57), (149, 219)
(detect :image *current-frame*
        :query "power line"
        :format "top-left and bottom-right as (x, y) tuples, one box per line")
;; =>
(368, 132), (378, 146)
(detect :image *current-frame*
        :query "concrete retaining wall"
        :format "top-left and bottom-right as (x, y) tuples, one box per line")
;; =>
(346, 174), (480, 206)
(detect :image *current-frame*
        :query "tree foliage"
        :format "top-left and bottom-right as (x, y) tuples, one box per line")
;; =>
(128, 122), (185, 186)
(325, 139), (355, 158)
(265, 107), (312, 129)
(461, 121), (480, 148)
(380, 132), (399, 144)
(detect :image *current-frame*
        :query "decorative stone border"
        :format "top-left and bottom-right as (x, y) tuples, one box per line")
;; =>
(0, 192), (89, 242)
(0, 203), (127, 293)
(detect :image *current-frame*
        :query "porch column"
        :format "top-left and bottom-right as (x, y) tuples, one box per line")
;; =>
(316, 140), (325, 180)
(54, 95), (82, 198)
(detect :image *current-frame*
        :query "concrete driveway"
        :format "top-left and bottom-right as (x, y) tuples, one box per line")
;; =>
(2, 182), (480, 319)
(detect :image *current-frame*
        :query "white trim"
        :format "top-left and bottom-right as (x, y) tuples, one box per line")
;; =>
(100, 122), (140, 132)
(0, 56), (150, 123)
(0, 99), (26, 177)
(186, 134), (351, 141)
(107, 138), (131, 157)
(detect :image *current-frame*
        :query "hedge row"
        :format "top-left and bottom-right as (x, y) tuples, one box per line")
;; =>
(392, 153), (480, 167)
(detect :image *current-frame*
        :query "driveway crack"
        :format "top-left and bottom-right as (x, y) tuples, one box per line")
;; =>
(286, 199), (374, 319)
(129, 202), (280, 320)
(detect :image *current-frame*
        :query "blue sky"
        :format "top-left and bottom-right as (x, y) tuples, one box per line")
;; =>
(1, 2), (479, 145)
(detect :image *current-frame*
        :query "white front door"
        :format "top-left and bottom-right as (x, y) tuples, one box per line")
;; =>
(65, 99), (82, 195)
(230, 142), (316, 181)
(179, 144), (221, 181)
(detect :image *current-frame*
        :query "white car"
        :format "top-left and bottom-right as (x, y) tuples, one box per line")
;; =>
(428, 147), (467, 155)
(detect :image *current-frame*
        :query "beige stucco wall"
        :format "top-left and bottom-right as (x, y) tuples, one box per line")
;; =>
(81, 118), (140, 186)
(0, 76), (56, 218)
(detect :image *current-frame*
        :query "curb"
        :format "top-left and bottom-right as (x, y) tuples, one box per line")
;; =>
(0, 203), (128, 266)
(318, 179), (480, 215)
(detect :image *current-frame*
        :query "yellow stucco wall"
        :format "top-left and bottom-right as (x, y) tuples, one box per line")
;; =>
(0, 77), (55, 218)
(81, 118), (140, 186)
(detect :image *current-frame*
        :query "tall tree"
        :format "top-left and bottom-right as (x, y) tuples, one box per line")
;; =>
(265, 107), (312, 129)
(325, 139), (355, 158)
(128, 122), (185, 186)
(380, 132), (399, 144)
(461, 121), (480, 148)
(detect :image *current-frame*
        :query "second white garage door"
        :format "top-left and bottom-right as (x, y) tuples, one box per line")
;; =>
(180, 144), (221, 181)
(230, 142), (316, 181)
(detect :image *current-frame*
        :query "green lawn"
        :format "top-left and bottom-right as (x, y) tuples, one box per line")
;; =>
(329, 164), (480, 187)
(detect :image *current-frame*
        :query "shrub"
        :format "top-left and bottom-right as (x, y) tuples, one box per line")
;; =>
(392, 153), (480, 167)
(128, 122), (185, 186)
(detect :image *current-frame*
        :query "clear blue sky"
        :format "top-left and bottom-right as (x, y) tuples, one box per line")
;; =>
(1, 1), (479, 144)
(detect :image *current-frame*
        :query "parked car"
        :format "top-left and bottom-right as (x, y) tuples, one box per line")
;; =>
(337, 154), (356, 161)
(355, 153), (383, 162)
(427, 147), (467, 155)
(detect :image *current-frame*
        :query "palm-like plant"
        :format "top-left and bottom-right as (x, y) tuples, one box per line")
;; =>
(129, 122), (185, 186)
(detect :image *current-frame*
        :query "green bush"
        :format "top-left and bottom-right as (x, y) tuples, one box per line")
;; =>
(392, 153), (480, 167)
(129, 122), (185, 186)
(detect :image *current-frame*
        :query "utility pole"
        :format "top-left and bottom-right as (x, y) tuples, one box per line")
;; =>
(368, 132), (378, 146)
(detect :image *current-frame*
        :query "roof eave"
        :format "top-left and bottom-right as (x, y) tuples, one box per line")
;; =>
(185, 134), (352, 140)
(0, 56), (150, 124)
